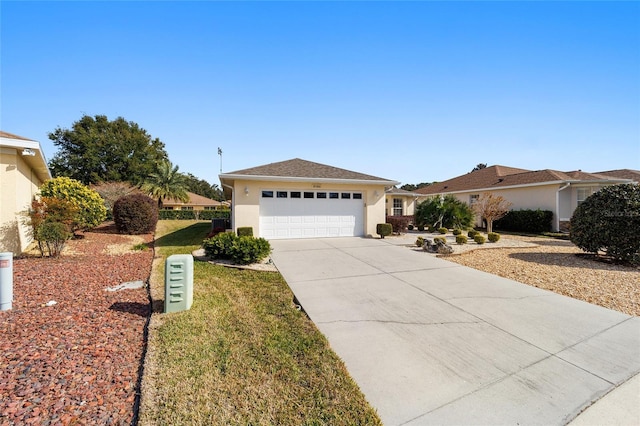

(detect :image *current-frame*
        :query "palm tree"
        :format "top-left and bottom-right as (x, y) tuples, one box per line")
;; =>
(140, 160), (190, 208)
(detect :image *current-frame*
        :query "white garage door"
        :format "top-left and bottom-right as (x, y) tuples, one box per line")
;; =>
(259, 190), (364, 239)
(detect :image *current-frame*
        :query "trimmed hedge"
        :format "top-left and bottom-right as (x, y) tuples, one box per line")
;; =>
(377, 223), (392, 239)
(113, 194), (158, 234)
(237, 227), (254, 237)
(159, 209), (230, 220)
(474, 234), (486, 244)
(570, 183), (640, 265)
(456, 235), (468, 245)
(488, 232), (500, 242)
(202, 232), (271, 265)
(494, 209), (553, 233)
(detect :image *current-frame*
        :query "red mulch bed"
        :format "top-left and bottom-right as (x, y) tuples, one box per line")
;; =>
(0, 224), (154, 425)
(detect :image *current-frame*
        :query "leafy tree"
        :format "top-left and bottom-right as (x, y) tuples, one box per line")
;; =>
(183, 173), (224, 201)
(471, 163), (487, 172)
(140, 160), (190, 208)
(570, 184), (640, 265)
(91, 181), (141, 219)
(400, 182), (435, 191)
(40, 177), (107, 231)
(472, 192), (512, 233)
(415, 195), (474, 230)
(48, 114), (168, 185)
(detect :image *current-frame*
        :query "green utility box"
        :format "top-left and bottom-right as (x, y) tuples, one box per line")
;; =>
(164, 254), (193, 313)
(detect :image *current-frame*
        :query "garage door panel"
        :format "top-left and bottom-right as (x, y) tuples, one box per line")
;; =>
(259, 190), (363, 239)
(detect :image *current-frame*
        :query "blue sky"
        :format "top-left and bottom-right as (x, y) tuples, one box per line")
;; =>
(2, 1), (639, 187)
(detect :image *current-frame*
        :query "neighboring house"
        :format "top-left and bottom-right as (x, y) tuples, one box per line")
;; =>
(414, 165), (636, 232)
(219, 158), (398, 239)
(161, 191), (225, 211)
(0, 131), (52, 254)
(384, 187), (425, 218)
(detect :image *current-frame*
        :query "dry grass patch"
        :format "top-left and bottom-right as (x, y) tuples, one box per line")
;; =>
(139, 221), (380, 425)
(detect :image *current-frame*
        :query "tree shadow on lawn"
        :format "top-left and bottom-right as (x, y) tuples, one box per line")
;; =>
(508, 251), (636, 272)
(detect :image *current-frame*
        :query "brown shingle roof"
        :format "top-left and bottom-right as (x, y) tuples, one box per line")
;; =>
(596, 169), (640, 182)
(163, 191), (222, 207)
(224, 158), (395, 182)
(415, 165), (630, 195)
(0, 131), (35, 141)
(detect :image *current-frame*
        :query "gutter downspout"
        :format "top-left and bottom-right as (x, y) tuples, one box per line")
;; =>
(221, 182), (235, 232)
(556, 183), (571, 232)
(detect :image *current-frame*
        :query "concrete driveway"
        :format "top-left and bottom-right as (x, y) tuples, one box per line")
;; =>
(270, 237), (640, 426)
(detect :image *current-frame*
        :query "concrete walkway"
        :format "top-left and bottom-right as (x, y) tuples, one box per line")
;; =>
(270, 237), (640, 426)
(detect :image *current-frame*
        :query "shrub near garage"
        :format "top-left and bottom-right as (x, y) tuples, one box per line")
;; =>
(570, 183), (640, 265)
(202, 232), (271, 265)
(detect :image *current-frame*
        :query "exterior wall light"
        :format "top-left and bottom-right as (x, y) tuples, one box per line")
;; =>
(244, 186), (249, 196)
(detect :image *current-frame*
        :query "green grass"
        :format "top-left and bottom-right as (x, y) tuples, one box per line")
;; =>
(140, 220), (381, 425)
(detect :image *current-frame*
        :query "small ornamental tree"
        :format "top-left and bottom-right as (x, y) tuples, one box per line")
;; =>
(91, 181), (141, 219)
(472, 192), (512, 233)
(28, 197), (77, 257)
(570, 183), (640, 265)
(39, 177), (107, 231)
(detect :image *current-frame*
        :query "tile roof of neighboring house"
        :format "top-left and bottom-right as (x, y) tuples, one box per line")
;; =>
(0, 131), (36, 141)
(222, 158), (397, 184)
(163, 191), (222, 207)
(385, 187), (423, 196)
(415, 165), (631, 195)
(596, 169), (640, 182)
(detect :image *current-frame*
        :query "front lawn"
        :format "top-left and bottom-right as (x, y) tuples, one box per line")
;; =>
(139, 221), (380, 425)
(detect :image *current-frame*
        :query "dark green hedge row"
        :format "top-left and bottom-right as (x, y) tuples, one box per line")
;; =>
(494, 209), (553, 233)
(159, 209), (230, 220)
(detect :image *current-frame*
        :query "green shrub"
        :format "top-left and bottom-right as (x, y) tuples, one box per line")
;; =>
(377, 223), (392, 239)
(438, 227), (448, 234)
(113, 193), (158, 234)
(35, 221), (71, 257)
(415, 195), (474, 230)
(230, 236), (271, 265)
(237, 227), (254, 237)
(415, 236), (424, 247)
(203, 232), (236, 259)
(158, 209), (231, 220)
(40, 176), (107, 230)
(494, 209), (553, 233)
(488, 232), (500, 243)
(433, 236), (447, 244)
(570, 183), (640, 264)
(202, 232), (271, 265)
(468, 229), (480, 238)
(456, 235), (468, 245)
(452, 229), (462, 235)
(474, 234), (486, 244)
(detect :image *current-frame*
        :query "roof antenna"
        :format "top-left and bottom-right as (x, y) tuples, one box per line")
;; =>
(218, 147), (223, 173)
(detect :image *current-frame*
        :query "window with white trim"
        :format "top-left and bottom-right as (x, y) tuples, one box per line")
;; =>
(393, 198), (403, 216)
(577, 188), (591, 205)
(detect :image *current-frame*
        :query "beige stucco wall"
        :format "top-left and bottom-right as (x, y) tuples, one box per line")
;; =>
(231, 179), (387, 237)
(0, 148), (43, 254)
